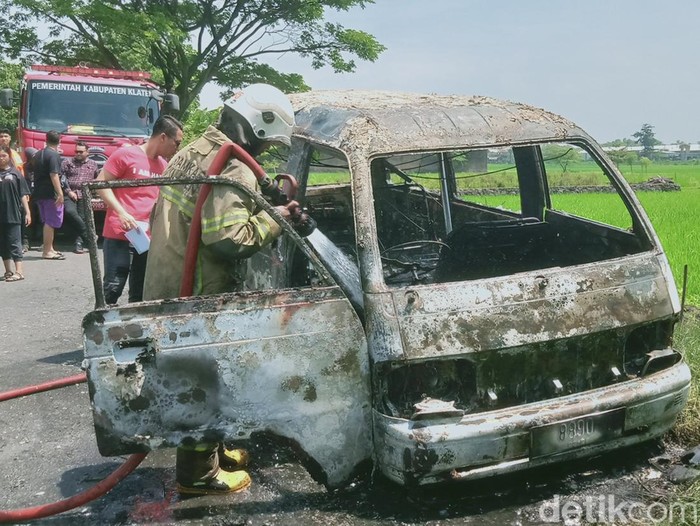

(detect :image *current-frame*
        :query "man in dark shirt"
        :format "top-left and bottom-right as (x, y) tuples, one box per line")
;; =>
(33, 130), (65, 260)
(61, 141), (96, 253)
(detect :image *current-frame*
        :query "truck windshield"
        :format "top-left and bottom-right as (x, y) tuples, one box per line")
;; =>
(25, 80), (158, 137)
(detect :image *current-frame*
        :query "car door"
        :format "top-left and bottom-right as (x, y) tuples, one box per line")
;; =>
(82, 179), (371, 489)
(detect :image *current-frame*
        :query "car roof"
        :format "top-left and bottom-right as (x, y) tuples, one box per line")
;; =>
(289, 90), (589, 155)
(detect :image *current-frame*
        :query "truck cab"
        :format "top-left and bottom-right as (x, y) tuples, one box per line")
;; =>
(1, 65), (177, 156)
(81, 90), (690, 488)
(1, 64), (178, 217)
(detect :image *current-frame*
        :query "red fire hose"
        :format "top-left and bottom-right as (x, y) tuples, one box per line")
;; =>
(0, 454), (148, 523)
(0, 374), (147, 523)
(0, 373), (87, 402)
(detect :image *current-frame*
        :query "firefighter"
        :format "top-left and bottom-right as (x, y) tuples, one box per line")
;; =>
(142, 84), (296, 495)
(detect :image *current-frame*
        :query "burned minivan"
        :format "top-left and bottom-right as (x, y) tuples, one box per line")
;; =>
(82, 91), (690, 488)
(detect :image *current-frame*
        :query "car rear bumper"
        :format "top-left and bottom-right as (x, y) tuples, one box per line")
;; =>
(373, 360), (690, 485)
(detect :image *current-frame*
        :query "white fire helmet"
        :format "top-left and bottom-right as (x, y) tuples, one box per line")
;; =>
(223, 84), (295, 146)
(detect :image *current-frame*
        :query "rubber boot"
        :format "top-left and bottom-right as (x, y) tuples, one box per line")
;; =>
(176, 442), (252, 496)
(177, 468), (252, 496)
(219, 445), (250, 471)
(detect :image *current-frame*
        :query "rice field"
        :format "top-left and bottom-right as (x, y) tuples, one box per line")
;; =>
(638, 190), (700, 306)
(450, 161), (700, 190)
(470, 189), (700, 306)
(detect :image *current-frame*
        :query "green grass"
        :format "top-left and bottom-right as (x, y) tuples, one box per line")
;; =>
(638, 190), (700, 306)
(673, 309), (700, 444)
(663, 310), (700, 523)
(469, 190), (700, 306)
(618, 162), (700, 188)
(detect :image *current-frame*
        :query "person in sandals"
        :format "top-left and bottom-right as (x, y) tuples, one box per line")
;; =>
(143, 84), (296, 495)
(0, 146), (31, 281)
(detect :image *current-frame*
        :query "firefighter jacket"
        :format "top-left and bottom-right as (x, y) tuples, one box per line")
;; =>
(142, 126), (282, 300)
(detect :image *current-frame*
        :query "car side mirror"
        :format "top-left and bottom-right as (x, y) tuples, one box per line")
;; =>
(0, 88), (14, 109)
(163, 94), (180, 112)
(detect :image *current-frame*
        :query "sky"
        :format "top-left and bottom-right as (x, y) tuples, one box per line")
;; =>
(201, 0), (698, 144)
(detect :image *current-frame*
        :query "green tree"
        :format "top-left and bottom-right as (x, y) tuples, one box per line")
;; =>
(541, 144), (581, 173)
(632, 123), (661, 158)
(0, 1), (385, 114)
(181, 101), (219, 145)
(0, 61), (22, 132)
(607, 147), (630, 168)
(603, 138), (636, 148)
(639, 156), (652, 174)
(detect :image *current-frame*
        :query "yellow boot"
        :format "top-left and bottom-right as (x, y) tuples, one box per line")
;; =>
(177, 469), (251, 496)
(219, 446), (250, 471)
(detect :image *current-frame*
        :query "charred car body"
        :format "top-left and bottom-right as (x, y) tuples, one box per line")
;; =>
(82, 91), (690, 488)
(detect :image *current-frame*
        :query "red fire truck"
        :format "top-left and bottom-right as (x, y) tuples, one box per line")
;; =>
(0, 64), (179, 212)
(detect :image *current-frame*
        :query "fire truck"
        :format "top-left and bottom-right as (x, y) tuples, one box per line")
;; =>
(0, 64), (179, 212)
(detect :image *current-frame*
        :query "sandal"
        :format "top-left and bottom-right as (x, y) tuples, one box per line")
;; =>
(43, 253), (66, 260)
(3, 271), (13, 280)
(5, 273), (24, 282)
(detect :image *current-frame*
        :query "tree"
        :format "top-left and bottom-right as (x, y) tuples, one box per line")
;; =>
(0, 1), (385, 115)
(541, 144), (581, 173)
(603, 138), (636, 148)
(632, 123), (661, 158)
(181, 101), (219, 145)
(607, 147), (630, 168)
(0, 61), (22, 132)
(639, 156), (652, 174)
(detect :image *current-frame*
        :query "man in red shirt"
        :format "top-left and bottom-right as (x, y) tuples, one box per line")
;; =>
(96, 115), (183, 305)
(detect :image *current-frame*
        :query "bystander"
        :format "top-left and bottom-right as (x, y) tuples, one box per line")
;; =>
(32, 130), (65, 260)
(96, 115), (183, 304)
(0, 128), (24, 176)
(0, 145), (31, 281)
(61, 141), (97, 253)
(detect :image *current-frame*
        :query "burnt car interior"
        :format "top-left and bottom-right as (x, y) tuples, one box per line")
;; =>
(380, 318), (679, 419)
(296, 141), (652, 290)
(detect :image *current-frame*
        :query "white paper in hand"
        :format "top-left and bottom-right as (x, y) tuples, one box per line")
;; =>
(124, 221), (151, 254)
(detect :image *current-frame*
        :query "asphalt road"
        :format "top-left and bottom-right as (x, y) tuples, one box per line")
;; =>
(0, 235), (686, 526)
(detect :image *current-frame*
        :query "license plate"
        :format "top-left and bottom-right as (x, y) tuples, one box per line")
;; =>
(530, 408), (625, 459)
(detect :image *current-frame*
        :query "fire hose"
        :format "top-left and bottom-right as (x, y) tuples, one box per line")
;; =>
(0, 373), (148, 523)
(0, 373), (87, 403)
(0, 142), (313, 522)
